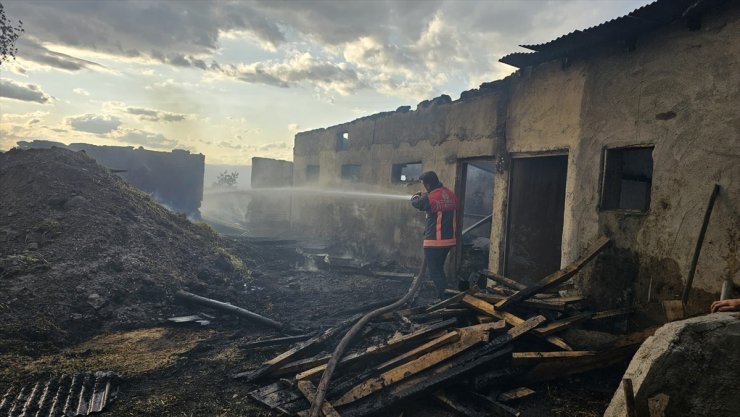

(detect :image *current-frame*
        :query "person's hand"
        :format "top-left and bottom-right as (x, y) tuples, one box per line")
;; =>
(710, 298), (740, 313)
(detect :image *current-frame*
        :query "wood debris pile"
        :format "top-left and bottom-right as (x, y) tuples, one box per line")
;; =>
(239, 237), (655, 416)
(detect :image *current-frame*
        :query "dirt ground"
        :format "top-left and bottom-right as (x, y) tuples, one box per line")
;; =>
(0, 148), (623, 416)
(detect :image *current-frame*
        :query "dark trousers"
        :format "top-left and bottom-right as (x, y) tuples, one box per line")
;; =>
(424, 246), (451, 297)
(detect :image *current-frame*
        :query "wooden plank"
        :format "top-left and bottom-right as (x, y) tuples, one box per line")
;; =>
(482, 270), (527, 290)
(434, 391), (488, 417)
(521, 327), (656, 383)
(234, 314), (361, 381)
(461, 294), (573, 351)
(511, 351), (597, 365)
(295, 318), (457, 381)
(472, 392), (521, 417)
(471, 292), (582, 311)
(534, 312), (592, 336)
(373, 271), (415, 280)
(425, 288), (477, 312)
(623, 378), (636, 417)
(682, 183), (720, 305)
(497, 387), (535, 402)
(590, 307), (634, 321)
(495, 236), (610, 310)
(339, 316), (545, 417)
(296, 380), (341, 417)
(241, 334), (314, 350)
(334, 321), (505, 406)
(376, 331), (461, 372)
(409, 309), (470, 322)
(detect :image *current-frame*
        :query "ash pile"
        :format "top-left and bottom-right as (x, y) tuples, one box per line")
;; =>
(0, 148), (252, 352)
(241, 237), (653, 417)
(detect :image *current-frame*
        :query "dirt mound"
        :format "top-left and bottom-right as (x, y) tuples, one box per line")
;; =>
(0, 148), (250, 352)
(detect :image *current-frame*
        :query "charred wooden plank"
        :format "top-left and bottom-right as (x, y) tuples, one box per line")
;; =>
(234, 314), (361, 381)
(334, 321), (505, 407)
(461, 294), (573, 350)
(434, 391), (488, 417)
(425, 288), (478, 312)
(495, 237), (609, 310)
(339, 316), (545, 417)
(175, 290), (283, 329)
(295, 318), (457, 381)
(471, 392), (521, 417)
(497, 387), (535, 402)
(375, 331), (461, 372)
(511, 351), (597, 365)
(589, 307), (634, 321)
(241, 334), (314, 350)
(296, 381), (341, 417)
(534, 312), (592, 336)
(482, 270), (527, 291)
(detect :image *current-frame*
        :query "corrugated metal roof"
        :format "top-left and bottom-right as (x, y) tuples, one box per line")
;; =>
(499, 0), (717, 68)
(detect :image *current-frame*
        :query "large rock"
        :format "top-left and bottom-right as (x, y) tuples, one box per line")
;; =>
(604, 313), (740, 417)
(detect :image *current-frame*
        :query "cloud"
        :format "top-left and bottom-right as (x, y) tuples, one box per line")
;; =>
(65, 114), (122, 134)
(14, 38), (106, 72)
(0, 78), (52, 103)
(124, 106), (187, 122)
(73, 88), (90, 96)
(113, 128), (177, 149)
(218, 141), (242, 150)
(288, 123), (300, 133)
(212, 51), (364, 95)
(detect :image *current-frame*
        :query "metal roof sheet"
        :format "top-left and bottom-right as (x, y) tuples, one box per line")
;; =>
(499, 0), (711, 68)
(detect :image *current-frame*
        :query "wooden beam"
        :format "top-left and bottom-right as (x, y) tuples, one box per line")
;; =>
(682, 184), (720, 305)
(241, 334), (314, 350)
(234, 314), (361, 381)
(426, 288), (478, 312)
(495, 236), (610, 310)
(534, 312), (592, 336)
(375, 331), (461, 372)
(482, 270), (527, 290)
(511, 351), (597, 365)
(334, 321), (505, 406)
(295, 318), (457, 381)
(434, 391), (488, 417)
(461, 294), (574, 350)
(297, 381), (341, 417)
(497, 387), (535, 402)
(338, 316), (545, 417)
(590, 307), (634, 321)
(622, 378), (636, 417)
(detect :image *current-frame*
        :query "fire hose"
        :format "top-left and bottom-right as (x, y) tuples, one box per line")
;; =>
(309, 258), (428, 417)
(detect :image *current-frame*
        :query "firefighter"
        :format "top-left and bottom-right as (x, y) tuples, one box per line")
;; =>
(411, 171), (460, 298)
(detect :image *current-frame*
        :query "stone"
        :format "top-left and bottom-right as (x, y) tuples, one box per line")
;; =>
(604, 313), (740, 417)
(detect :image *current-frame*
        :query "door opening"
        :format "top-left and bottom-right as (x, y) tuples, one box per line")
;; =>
(455, 159), (496, 282)
(504, 154), (568, 285)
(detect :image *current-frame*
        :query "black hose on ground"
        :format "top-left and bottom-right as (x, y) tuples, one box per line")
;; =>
(308, 259), (428, 417)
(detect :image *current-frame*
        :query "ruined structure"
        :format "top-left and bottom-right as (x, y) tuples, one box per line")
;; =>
(286, 0), (740, 318)
(17, 141), (205, 217)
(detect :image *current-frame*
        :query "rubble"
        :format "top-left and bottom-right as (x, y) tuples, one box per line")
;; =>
(244, 237), (651, 416)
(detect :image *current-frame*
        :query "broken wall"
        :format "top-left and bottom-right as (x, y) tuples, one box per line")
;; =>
(292, 88), (507, 264)
(16, 141), (205, 216)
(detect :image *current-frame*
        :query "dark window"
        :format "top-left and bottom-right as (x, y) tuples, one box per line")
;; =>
(306, 165), (319, 183)
(337, 131), (349, 151)
(601, 146), (654, 212)
(391, 162), (422, 183)
(341, 164), (361, 182)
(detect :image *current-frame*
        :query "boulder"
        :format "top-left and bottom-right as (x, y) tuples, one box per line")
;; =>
(604, 313), (740, 417)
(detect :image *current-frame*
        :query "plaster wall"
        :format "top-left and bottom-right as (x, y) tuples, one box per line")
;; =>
(497, 7), (740, 316)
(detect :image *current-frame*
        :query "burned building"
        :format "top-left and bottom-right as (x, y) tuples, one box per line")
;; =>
(17, 141), (205, 217)
(284, 0), (740, 317)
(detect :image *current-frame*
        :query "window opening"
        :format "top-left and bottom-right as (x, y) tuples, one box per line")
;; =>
(341, 164), (361, 182)
(601, 146), (654, 212)
(306, 165), (319, 183)
(337, 131), (350, 151)
(391, 162), (422, 183)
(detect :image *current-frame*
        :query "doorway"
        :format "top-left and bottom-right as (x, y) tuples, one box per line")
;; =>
(504, 154), (568, 285)
(454, 159), (496, 280)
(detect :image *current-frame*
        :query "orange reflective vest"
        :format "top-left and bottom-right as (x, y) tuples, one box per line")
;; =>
(411, 186), (458, 248)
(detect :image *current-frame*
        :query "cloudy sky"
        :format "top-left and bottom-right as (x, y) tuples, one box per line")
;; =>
(0, 0), (651, 165)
